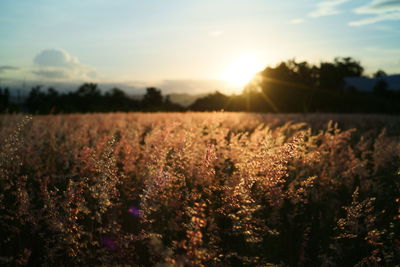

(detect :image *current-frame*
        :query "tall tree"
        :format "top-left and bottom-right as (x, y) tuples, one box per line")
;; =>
(142, 87), (163, 109)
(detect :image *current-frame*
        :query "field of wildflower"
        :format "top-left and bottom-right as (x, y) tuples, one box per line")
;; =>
(1, 112), (399, 266)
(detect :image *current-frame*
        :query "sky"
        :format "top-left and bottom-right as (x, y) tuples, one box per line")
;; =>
(0, 0), (399, 94)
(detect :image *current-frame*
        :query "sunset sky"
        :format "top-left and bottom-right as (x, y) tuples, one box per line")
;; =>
(1, 0), (399, 93)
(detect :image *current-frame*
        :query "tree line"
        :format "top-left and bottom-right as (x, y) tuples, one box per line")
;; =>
(0, 84), (183, 114)
(190, 57), (400, 113)
(0, 57), (399, 114)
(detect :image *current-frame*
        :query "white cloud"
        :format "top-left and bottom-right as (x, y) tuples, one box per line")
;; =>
(350, 0), (400, 25)
(290, 18), (305, 24)
(309, 0), (349, 17)
(32, 49), (97, 81)
(355, 0), (400, 14)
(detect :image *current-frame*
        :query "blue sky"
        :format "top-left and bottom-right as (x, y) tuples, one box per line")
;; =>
(0, 0), (399, 93)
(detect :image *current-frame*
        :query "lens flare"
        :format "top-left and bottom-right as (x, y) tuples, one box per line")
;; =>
(101, 236), (117, 250)
(221, 54), (265, 89)
(128, 206), (141, 217)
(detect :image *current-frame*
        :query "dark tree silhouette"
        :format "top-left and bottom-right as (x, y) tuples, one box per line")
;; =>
(0, 88), (10, 112)
(373, 70), (387, 78)
(189, 91), (229, 111)
(74, 83), (103, 112)
(104, 88), (141, 112)
(373, 79), (388, 96)
(142, 87), (163, 110)
(318, 57), (364, 91)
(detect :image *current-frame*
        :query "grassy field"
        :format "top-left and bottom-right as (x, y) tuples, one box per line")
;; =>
(1, 112), (399, 266)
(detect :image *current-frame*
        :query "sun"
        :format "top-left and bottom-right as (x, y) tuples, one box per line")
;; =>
(221, 54), (265, 90)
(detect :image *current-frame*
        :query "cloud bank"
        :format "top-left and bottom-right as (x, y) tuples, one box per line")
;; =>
(32, 49), (97, 80)
(0, 65), (19, 73)
(350, 0), (400, 26)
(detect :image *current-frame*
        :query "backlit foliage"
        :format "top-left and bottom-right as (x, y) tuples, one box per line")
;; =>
(0, 112), (399, 266)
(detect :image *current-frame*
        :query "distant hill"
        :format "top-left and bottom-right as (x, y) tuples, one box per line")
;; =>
(345, 74), (400, 92)
(167, 93), (208, 107)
